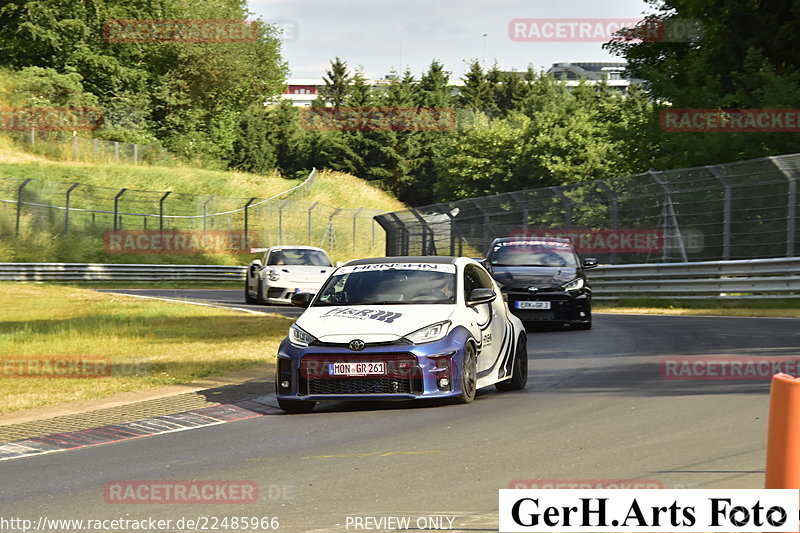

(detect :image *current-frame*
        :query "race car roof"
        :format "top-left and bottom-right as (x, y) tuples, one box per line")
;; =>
(346, 256), (457, 265)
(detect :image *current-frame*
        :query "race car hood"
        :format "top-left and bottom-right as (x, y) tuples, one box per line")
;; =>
(490, 266), (577, 290)
(296, 305), (456, 343)
(267, 265), (333, 284)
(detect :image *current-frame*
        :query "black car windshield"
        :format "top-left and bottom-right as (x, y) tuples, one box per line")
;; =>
(267, 248), (331, 266)
(314, 265), (456, 305)
(489, 241), (577, 268)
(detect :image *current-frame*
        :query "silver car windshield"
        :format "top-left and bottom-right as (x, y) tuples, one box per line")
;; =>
(267, 249), (331, 266)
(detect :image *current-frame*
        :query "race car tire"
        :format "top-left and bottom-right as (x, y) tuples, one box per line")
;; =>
(496, 333), (528, 391)
(453, 343), (477, 404)
(277, 398), (316, 413)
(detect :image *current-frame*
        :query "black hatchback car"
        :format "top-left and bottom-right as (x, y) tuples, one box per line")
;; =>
(483, 237), (598, 330)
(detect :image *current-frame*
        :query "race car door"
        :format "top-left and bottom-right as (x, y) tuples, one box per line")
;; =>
(463, 264), (506, 373)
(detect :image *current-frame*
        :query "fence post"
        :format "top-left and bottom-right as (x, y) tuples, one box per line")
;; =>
(30, 127), (35, 147)
(114, 142), (120, 163)
(159, 191), (171, 233)
(307, 202), (319, 245)
(278, 199), (292, 243)
(64, 182), (79, 235)
(93, 139), (98, 160)
(203, 196), (214, 232)
(352, 208), (363, 252)
(15, 178), (32, 236)
(113, 188), (127, 231)
(771, 157), (797, 258)
(133, 144), (139, 165)
(72, 132), (78, 160)
(243, 197), (256, 245)
(706, 165), (732, 260)
(648, 170), (688, 262)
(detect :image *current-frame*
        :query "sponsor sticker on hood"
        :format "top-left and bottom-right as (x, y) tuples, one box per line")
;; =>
(337, 263), (456, 275)
(320, 307), (403, 324)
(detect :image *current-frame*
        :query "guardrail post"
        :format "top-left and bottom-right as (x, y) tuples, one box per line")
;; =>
(307, 202), (319, 245)
(243, 197), (256, 245)
(64, 182), (79, 235)
(706, 165), (732, 260)
(159, 191), (171, 233)
(15, 178), (32, 236)
(770, 157), (797, 257)
(648, 170), (688, 262)
(113, 188), (127, 231)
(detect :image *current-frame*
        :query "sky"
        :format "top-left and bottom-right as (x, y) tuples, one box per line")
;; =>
(248, 0), (656, 80)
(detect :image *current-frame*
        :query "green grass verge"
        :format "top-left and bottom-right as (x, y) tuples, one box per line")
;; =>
(0, 284), (291, 414)
(595, 298), (800, 318)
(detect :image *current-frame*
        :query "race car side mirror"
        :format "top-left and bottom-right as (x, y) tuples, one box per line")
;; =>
(290, 292), (313, 308)
(583, 258), (599, 269)
(467, 288), (496, 306)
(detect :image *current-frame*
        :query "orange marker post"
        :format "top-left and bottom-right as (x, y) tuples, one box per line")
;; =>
(765, 373), (800, 488)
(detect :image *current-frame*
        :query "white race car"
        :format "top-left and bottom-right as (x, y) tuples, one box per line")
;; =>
(245, 246), (334, 305)
(275, 256), (528, 413)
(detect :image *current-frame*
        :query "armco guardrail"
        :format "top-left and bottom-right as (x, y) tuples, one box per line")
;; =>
(0, 263), (246, 283)
(4, 258), (800, 297)
(590, 257), (800, 299)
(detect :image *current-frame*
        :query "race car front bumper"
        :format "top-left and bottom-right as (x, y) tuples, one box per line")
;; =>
(275, 329), (472, 402)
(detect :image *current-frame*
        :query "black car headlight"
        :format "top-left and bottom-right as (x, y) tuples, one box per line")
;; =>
(561, 278), (585, 292)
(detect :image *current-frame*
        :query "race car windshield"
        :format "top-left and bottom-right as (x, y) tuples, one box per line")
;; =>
(489, 243), (577, 268)
(267, 249), (331, 266)
(314, 269), (456, 305)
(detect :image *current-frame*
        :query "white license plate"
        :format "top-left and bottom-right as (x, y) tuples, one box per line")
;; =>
(328, 362), (386, 376)
(515, 301), (551, 310)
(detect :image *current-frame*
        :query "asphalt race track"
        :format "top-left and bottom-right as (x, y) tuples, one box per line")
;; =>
(2, 290), (799, 532)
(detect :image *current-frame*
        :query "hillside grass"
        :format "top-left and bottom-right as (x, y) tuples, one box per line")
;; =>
(0, 135), (405, 264)
(0, 284), (290, 414)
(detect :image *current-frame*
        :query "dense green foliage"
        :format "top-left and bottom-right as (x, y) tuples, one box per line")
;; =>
(0, 0), (287, 167)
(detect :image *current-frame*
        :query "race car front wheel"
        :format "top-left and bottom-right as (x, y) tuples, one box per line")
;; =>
(496, 333), (528, 391)
(454, 344), (477, 404)
(277, 398), (316, 414)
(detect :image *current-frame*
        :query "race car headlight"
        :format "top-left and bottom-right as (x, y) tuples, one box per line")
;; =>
(267, 269), (280, 281)
(562, 278), (585, 292)
(289, 324), (316, 347)
(404, 320), (451, 344)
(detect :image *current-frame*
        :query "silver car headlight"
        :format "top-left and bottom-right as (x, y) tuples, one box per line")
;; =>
(562, 278), (585, 292)
(267, 269), (280, 281)
(289, 324), (316, 347)
(404, 320), (451, 344)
